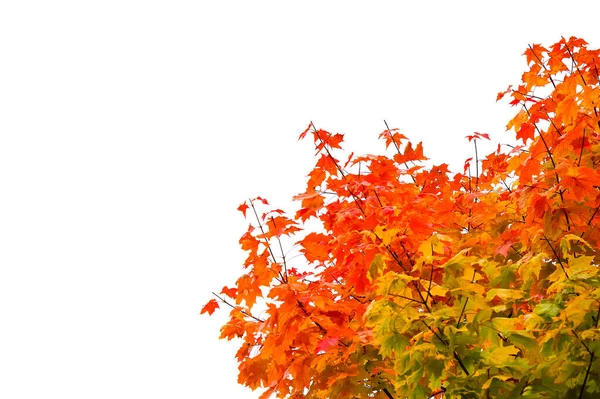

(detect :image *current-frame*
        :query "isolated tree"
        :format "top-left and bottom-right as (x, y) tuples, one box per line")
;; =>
(202, 37), (600, 399)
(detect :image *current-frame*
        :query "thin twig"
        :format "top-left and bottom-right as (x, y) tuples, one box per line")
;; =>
(212, 292), (264, 322)
(528, 44), (556, 88)
(523, 104), (571, 231)
(270, 216), (289, 282)
(383, 120), (417, 183)
(249, 199), (286, 283)
(542, 235), (569, 279)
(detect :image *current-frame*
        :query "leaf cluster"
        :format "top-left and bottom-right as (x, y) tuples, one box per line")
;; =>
(202, 37), (600, 399)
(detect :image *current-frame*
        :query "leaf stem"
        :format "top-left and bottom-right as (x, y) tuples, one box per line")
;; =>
(382, 387), (395, 399)
(474, 139), (479, 187)
(383, 120), (417, 183)
(249, 199), (286, 283)
(523, 105), (571, 231)
(542, 235), (569, 279)
(270, 216), (289, 282)
(212, 292), (264, 322)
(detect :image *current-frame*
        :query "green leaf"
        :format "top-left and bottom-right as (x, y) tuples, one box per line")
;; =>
(534, 301), (563, 319)
(484, 345), (520, 367)
(380, 333), (409, 358)
(368, 254), (385, 282)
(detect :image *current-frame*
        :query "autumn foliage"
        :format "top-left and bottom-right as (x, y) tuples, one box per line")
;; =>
(202, 37), (600, 398)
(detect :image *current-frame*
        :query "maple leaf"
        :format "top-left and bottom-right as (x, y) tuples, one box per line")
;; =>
(237, 202), (249, 217)
(523, 43), (547, 65)
(299, 232), (331, 263)
(555, 96), (579, 126)
(379, 127), (407, 149)
(516, 122), (535, 143)
(316, 336), (339, 353)
(293, 190), (324, 212)
(200, 299), (219, 315)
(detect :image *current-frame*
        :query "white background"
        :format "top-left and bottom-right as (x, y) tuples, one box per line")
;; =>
(1, 1), (599, 398)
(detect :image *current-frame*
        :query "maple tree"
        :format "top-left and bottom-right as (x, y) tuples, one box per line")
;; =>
(202, 37), (600, 398)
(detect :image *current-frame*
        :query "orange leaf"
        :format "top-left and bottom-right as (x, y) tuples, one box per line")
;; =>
(200, 299), (219, 315)
(221, 286), (237, 298)
(300, 232), (331, 263)
(516, 122), (535, 143)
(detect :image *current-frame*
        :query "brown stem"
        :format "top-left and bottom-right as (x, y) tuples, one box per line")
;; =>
(212, 292), (264, 322)
(382, 387), (395, 399)
(297, 299), (327, 334)
(249, 199), (286, 283)
(270, 216), (289, 282)
(579, 353), (594, 399)
(578, 129), (586, 167)
(581, 205), (600, 239)
(310, 122), (366, 214)
(578, 306), (597, 399)
(528, 44), (556, 88)
(563, 38), (600, 131)
(523, 105), (571, 231)
(383, 120), (417, 184)
(542, 235), (570, 279)
(474, 139), (479, 187)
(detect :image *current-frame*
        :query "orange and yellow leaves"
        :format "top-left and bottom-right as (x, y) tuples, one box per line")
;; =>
(203, 37), (600, 399)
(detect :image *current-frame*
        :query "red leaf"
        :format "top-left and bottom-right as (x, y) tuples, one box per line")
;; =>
(516, 123), (535, 143)
(316, 336), (339, 353)
(200, 299), (219, 315)
(237, 202), (249, 217)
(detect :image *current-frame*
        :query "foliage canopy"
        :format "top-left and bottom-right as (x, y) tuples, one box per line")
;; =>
(203, 37), (600, 398)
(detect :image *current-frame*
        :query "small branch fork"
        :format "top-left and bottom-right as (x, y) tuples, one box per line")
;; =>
(542, 235), (570, 279)
(248, 199), (288, 284)
(383, 119), (417, 184)
(270, 216), (289, 281)
(211, 292), (264, 323)
(522, 104), (571, 232)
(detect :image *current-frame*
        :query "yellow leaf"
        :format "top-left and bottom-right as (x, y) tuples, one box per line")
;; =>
(368, 254), (385, 282)
(491, 317), (518, 334)
(485, 345), (520, 366)
(518, 253), (545, 281)
(486, 288), (526, 301)
(428, 283), (448, 297)
(452, 283), (485, 296)
(373, 226), (401, 246)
